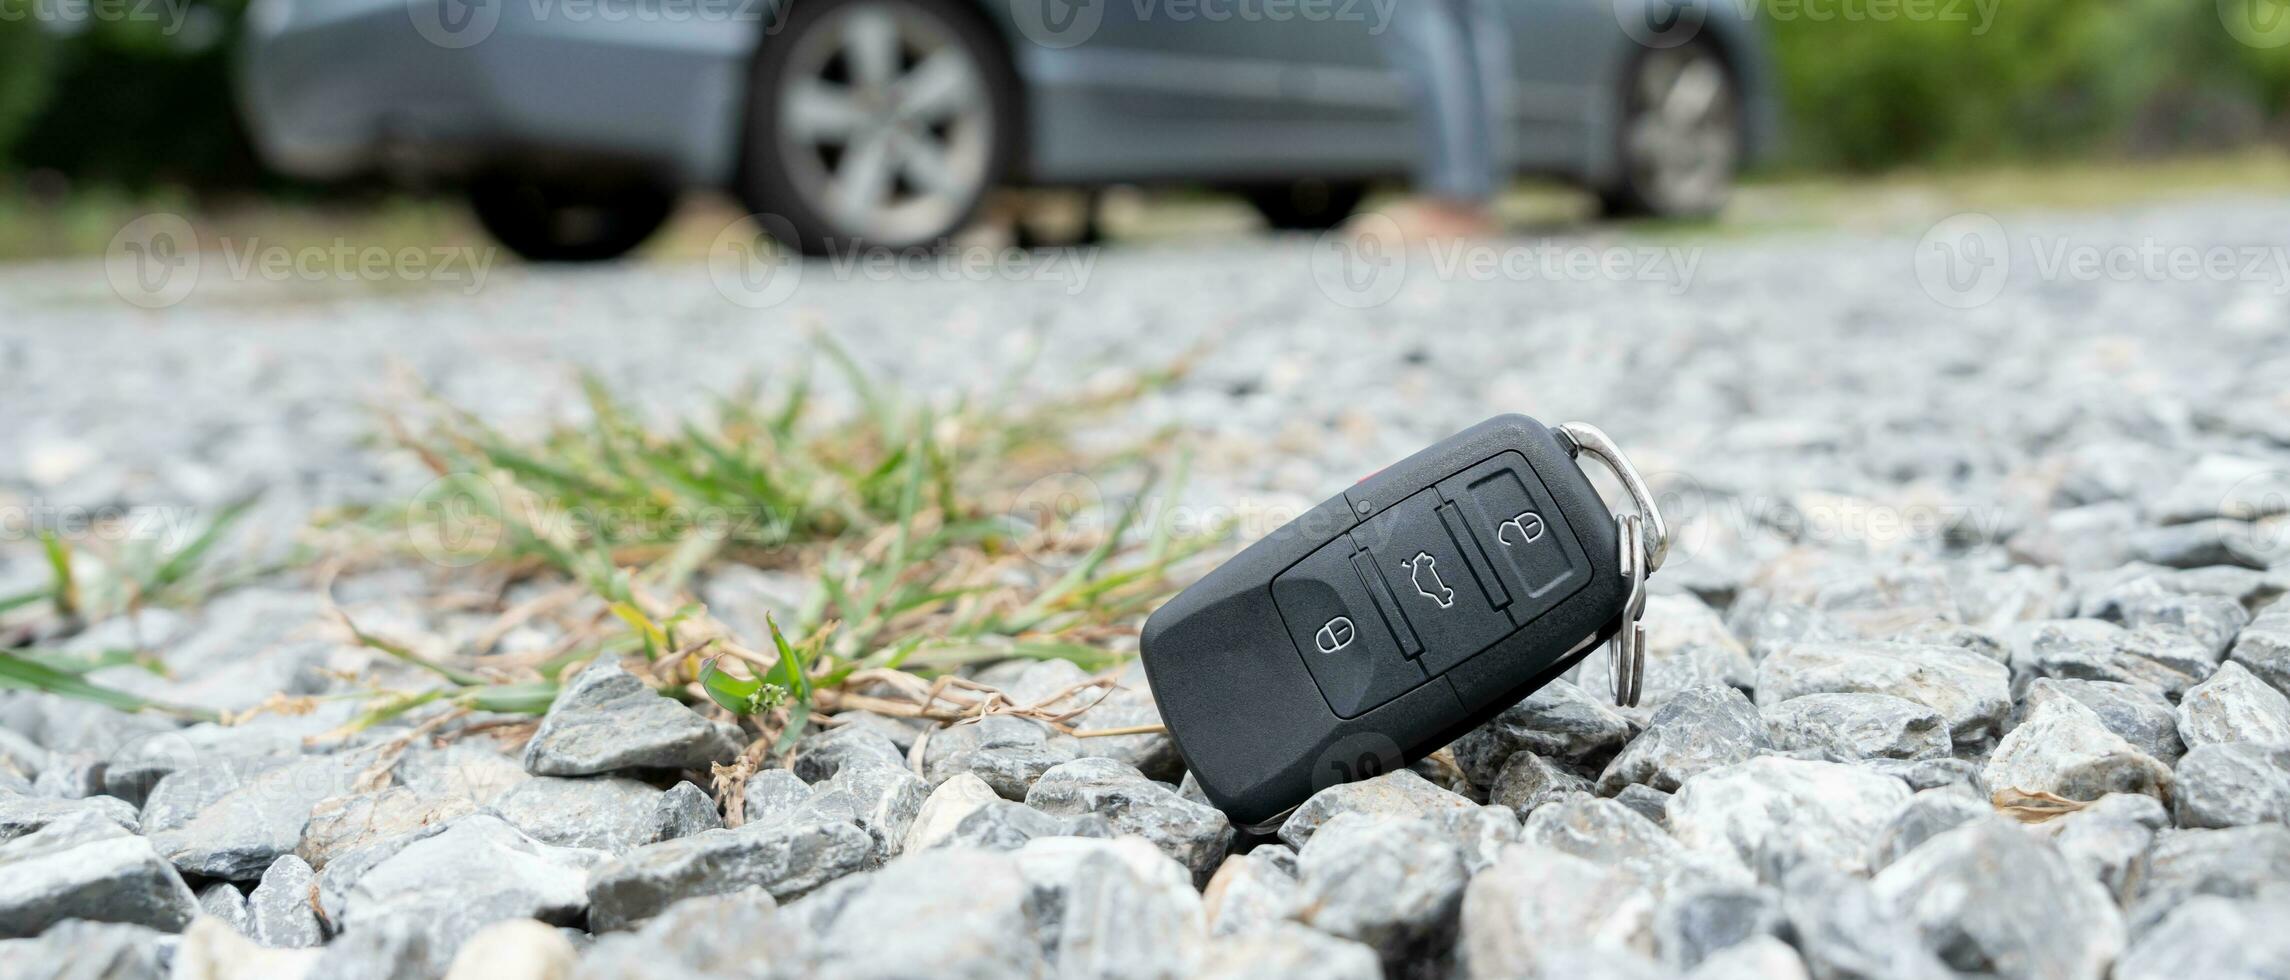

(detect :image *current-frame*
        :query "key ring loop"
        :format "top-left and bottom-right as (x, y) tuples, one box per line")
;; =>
(1555, 422), (1669, 576)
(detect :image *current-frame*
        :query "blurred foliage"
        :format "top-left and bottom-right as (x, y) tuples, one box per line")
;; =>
(1, 0), (283, 190)
(1768, 0), (2289, 170)
(0, 14), (55, 160)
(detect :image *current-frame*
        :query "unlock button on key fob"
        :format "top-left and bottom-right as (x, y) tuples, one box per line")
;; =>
(1272, 537), (1426, 719)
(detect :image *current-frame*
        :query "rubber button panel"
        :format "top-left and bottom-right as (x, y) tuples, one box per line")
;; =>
(1435, 452), (1590, 630)
(1271, 536), (1428, 719)
(1353, 488), (1517, 677)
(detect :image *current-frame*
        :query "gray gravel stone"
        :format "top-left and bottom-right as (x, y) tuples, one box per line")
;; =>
(1669, 756), (1910, 880)
(2007, 618), (2216, 700)
(1201, 850), (1297, 936)
(785, 762), (928, 862)
(1777, 866), (1951, 980)
(2172, 741), (2290, 828)
(1291, 813), (1469, 972)
(1193, 922), (1381, 980)
(934, 797), (1114, 851)
(788, 725), (905, 783)
(1862, 756), (1986, 796)
(1613, 784), (1671, 827)
(1755, 642), (2011, 751)
(1686, 935), (1810, 980)
(248, 854), (323, 948)
(2114, 592), (2252, 662)
(586, 816), (871, 931)
(2130, 824), (2290, 933)
(1872, 819), (2124, 979)
(308, 913), (438, 980)
(1488, 751), (1590, 820)
(1027, 757), (1232, 880)
(576, 889), (799, 979)
(921, 714), (1080, 800)
(652, 782), (722, 841)
(1277, 768), (1475, 850)
(391, 742), (530, 807)
(1459, 844), (1655, 980)
(295, 786), (473, 871)
(197, 881), (251, 934)
(786, 848), (1046, 980)
(1867, 789), (1992, 871)
(1432, 804), (1521, 875)
(491, 776), (665, 852)
(1764, 693), (1952, 762)
(520, 658), (744, 777)
(1524, 793), (1750, 900)
(0, 792), (138, 843)
(739, 769), (811, 826)
(148, 751), (373, 880)
(1598, 686), (1770, 795)
(897, 771), (999, 852)
(1447, 679), (1632, 786)
(1983, 693), (2173, 802)
(1654, 886), (1783, 972)
(2023, 677), (2185, 764)
(2117, 894), (2290, 980)
(332, 814), (600, 960)
(2228, 617), (2290, 695)
(2176, 660), (2290, 748)
(2035, 793), (2167, 901)
(0, 810), (197, 937)
(0, 919), (169, 979)
(1012, 835), (1205, 979)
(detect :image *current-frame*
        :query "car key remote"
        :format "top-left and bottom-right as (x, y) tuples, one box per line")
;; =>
(1139, 414), (1666, 829)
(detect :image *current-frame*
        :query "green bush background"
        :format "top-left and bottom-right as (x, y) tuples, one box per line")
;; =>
(0, 0), (2285, 191)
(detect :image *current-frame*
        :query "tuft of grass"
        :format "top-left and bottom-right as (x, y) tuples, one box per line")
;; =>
(2, 496), (267, 632)
(308, 341), (1218, 754)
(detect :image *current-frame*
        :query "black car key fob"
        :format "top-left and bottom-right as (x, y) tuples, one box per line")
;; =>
(1139, 414), (1664, 828)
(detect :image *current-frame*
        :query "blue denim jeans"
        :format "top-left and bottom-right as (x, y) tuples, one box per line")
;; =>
(1383, 0), (1513, 203)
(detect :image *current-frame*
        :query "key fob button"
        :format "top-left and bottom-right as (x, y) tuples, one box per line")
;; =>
(1272, 537), (1429, 718)
(1437, 452), (1591, 628)
(1352, 488), (1515, 676)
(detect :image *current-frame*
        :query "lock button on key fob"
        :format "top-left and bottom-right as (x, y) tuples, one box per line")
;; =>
(1139, 414), (1645, 829)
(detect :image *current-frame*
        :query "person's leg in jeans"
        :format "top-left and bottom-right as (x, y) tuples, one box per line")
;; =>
(1374, 0), (1511, 237)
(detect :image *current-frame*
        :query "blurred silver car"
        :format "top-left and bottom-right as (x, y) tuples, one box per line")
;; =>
(239, 0), (1774, 259)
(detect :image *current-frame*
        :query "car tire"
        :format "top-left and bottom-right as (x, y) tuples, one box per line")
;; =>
(738, 0), (1020, 257)
(1597, 41), (1742, 221)
(1244, 179), (1368, 231)
(468, 174), (675, 263)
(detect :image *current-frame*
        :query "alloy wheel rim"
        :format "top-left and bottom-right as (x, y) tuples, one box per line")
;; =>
(777, 1), (993, 245)
(1625, 46), (1740, 214)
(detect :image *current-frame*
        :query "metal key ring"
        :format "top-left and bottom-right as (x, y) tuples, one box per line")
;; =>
(1555, 421), (1669, 576)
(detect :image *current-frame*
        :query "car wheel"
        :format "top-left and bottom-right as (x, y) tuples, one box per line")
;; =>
(1244, 179), (1368, 231)
(1598, 42), (1741, 220)
(740, 0), (1019, 257)
(468, 174), (675, 263)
